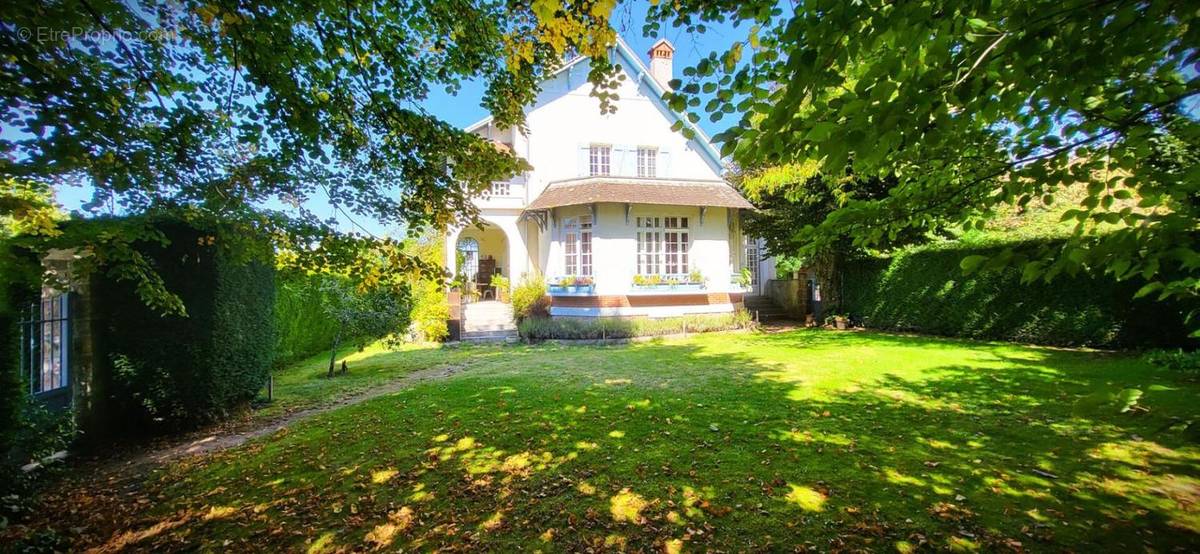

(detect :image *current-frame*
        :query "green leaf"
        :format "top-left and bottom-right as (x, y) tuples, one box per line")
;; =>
(1134, 282), (1163, 299)
(960, 255), (988, 274)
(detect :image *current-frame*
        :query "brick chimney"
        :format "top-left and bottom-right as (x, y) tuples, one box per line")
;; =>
(647, 39), (675, 90)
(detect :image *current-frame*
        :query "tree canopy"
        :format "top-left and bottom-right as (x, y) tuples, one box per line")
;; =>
(1, 0), (621, 309)
(649, 0), (1199, 322)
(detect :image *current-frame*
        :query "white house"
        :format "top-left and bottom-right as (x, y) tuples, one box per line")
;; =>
(446, 37), (775, 319)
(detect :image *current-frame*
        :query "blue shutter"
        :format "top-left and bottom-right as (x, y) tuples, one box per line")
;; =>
(617, 145), (636, 176)
(659, 148), (671, 178)
(578, 144), (590, 176)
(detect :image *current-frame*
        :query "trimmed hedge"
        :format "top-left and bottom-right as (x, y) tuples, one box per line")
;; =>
(90, 220), (274, 434)
(274, 275), (342, 366)
(840, 240), (1193, 348)
(519, 310), (755, 341)
(0, 241), (40, 463)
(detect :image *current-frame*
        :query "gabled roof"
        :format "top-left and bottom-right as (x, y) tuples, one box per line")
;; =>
(526, 177), (754, 211)
(648, 38), (675, 55)
(464, 37), (725, 173)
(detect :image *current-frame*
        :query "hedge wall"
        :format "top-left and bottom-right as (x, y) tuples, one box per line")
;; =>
(274, 275), (342, 366)
(0, 241), (39, 459)
(90, 220), (274, 434)
(840, 240), (1193, 348)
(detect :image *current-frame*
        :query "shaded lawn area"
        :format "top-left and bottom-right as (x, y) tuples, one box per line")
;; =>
(43, 331), (1200, 551)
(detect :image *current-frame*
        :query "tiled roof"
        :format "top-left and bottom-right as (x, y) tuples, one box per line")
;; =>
(525, 177), (754, 211)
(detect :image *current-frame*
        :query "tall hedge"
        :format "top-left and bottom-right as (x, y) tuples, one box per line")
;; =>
(841, 240), (1193, 348)
(274, 275), (342, 366)
(0, 241), (39, 459)
(90, 220), (274, 434)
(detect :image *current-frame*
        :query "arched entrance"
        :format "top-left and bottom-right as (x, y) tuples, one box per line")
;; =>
(452, 221), (509, 300)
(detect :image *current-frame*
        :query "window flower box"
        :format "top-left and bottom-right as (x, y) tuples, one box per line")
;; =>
(632, 275), (705, 292)
(550, 276), (595, 295)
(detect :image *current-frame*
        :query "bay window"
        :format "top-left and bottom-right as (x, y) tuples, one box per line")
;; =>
(563, 215), (593, 276)
(638, 216), (690, 276)
(664, 217), (690, 275)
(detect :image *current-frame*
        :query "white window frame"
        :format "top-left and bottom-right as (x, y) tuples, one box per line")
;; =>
(664, 216), (690, 275)
(637, 147), (658, 178)
(589, 144), (611, 176)
(484, 181), (510, 197)
(562, 215), (593, 276)
(636, 216), (689, 276)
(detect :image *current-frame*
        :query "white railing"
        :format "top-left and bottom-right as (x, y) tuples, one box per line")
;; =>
(476, 175), (527, 207)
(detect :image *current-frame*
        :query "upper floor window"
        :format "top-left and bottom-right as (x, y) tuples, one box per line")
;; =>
(589, 144), (611, 176)
(484, 181), (510, 197)
(637, 147), (658, 178)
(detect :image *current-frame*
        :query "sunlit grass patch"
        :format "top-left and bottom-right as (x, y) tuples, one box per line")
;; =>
(51, 329), (1200, 552)
(784, 485), (827, 512)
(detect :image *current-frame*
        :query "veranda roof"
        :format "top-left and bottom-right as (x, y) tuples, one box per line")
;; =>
(524, 177), (754, 211)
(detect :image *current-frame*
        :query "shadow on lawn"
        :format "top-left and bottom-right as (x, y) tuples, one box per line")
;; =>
(20, 331), (1200, 552)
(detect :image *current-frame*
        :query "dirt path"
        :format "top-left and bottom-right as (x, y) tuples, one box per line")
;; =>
(143, 363), (467, 466)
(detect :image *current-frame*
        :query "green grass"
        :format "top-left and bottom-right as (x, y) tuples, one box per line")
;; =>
(82, 331), (1200, 551)
(255, 341), (476, 419)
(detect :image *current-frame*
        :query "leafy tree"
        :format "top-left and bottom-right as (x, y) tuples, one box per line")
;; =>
(1, 0), (623, 310)
(736, 162), (930, 309)
(650, 1), (1200, 326)
(319, 277), (409, 378)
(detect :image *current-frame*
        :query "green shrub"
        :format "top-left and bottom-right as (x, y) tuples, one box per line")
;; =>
(409, 279), (448, 342)
(491, 274), (511, 303)
(518, 310), (755, 341)
(274, 273), (343, 366)
(512, 272), (549, 322)
(90, 219), (275, 434)
(840, 240), (1193, 348)
(1144, 350), (1200, 374)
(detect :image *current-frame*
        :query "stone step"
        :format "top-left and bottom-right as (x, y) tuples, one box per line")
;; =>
(464, 324), (518, 332)
(461, 330), (519, 343)
(460, 318), (513, 326)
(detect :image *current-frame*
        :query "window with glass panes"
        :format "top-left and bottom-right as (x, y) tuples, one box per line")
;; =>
(637, 216), (689, 275)
(636, 217), (661, 275)
(563, 215), (593, 276)
(637, 147), (657, 177)
(589, 145), (611, 176)
(664, 217), (689, 274)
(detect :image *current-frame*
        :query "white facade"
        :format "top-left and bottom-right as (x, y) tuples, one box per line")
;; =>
(445, 37), (755, 317)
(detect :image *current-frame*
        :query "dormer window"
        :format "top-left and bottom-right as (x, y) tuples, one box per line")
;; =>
(637, 147), (658, 178)
(589, 144), (611, 176)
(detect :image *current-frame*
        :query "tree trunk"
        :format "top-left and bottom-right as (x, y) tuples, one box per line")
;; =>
(327, 329), (342, 378)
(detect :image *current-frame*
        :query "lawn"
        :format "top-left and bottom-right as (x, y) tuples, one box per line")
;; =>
(31, 330), (1200, 551)
(254, 342), (479, 420)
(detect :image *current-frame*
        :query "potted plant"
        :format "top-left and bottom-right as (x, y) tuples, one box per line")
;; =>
(563, 275), (578, 293)
(737, 267), (753, 290)
(666, 277), (680, 289)
(574, 275), (594, 294)
(548, 277), (567, 294)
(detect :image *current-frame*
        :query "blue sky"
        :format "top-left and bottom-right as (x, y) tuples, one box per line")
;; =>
(47, 1), (747, 236)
